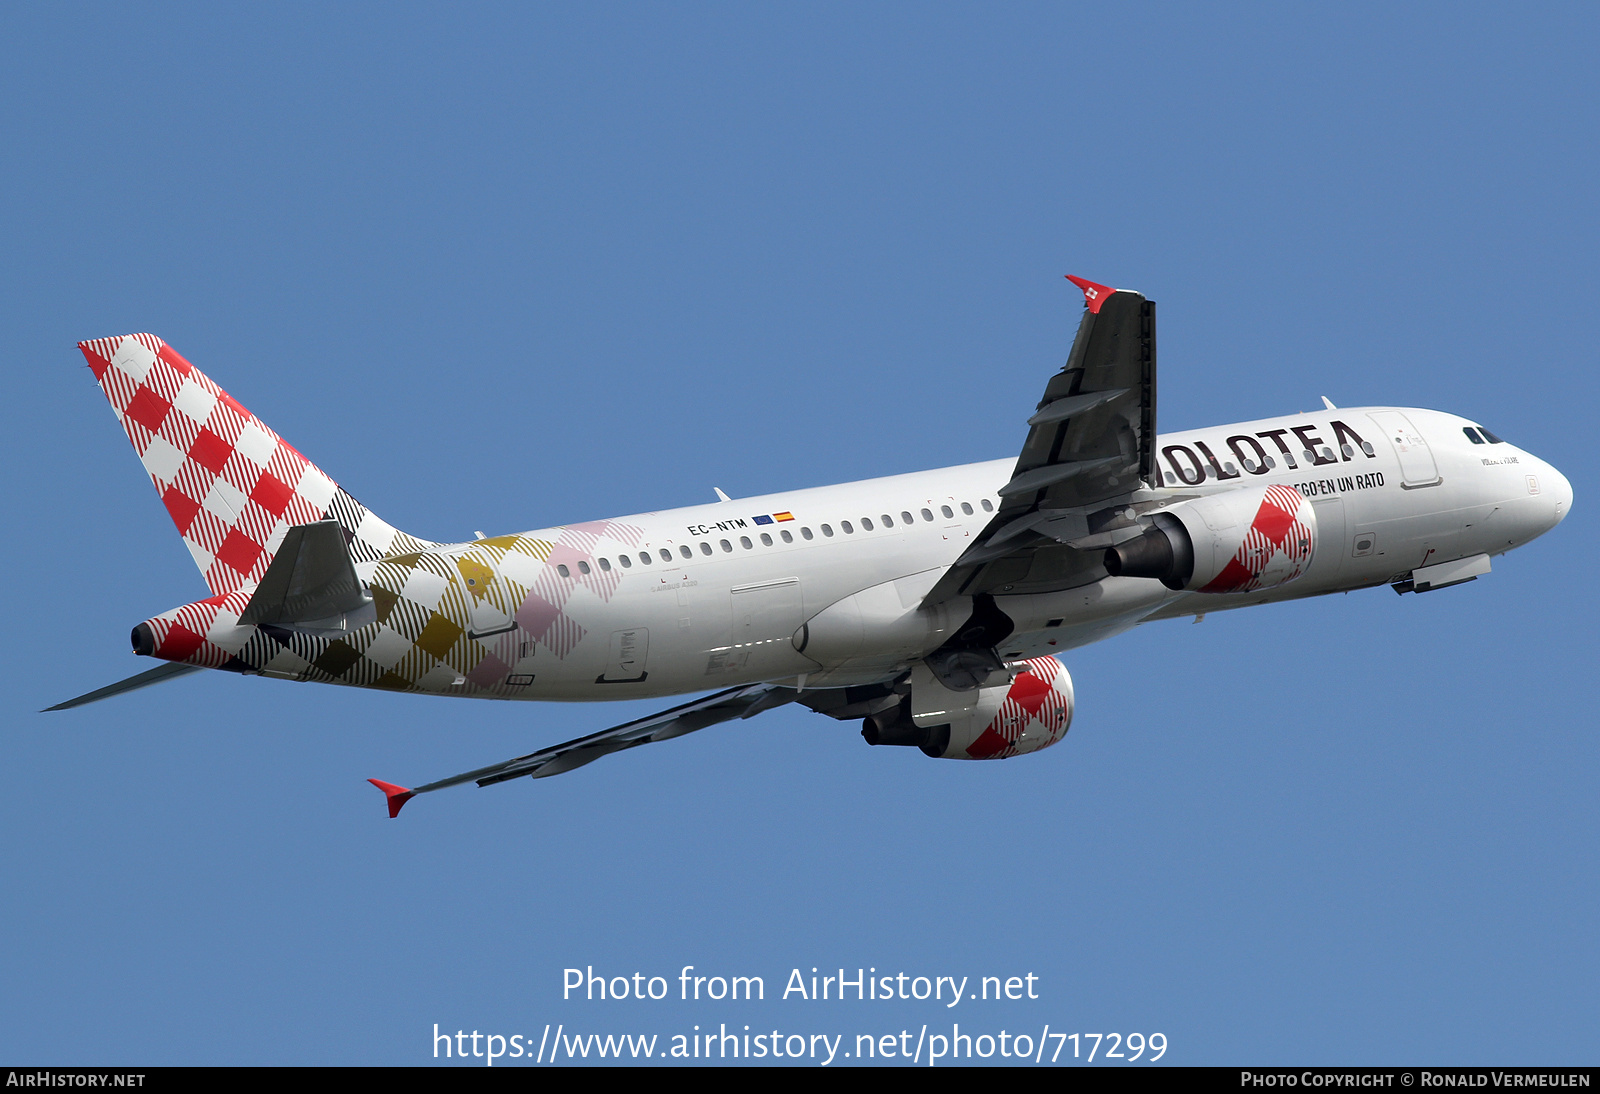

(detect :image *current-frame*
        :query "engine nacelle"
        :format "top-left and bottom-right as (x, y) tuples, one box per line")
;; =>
(1104, 484), (1316, 594)
(862, 655), (1074, 760)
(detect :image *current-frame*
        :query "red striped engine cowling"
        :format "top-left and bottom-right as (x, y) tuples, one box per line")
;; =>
(923, 656), (1076, 761)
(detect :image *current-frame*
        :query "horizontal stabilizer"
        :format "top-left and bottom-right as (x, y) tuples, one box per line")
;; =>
(240, 520), (369, 626)
(43, 661), (204, 711)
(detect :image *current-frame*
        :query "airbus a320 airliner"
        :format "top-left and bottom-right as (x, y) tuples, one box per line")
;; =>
(51, 277), (1573, 817)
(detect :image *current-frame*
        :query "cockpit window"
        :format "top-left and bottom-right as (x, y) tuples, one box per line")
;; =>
(1463, 426), (1485, 444)
(1479, 426), (1505, 444)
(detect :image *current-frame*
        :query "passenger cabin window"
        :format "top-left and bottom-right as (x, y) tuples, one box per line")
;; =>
(981, 499), (993, 512)
(577, 560), (591, 575)
(639, 552), (652, 565)
(961, 502), (973, 515)
(801, 527), (814, 540)
(841, 521), (853, 534)
(699, 542), (712, 556)
(861, 517), (873, 531)
(619, 554), (632, 568)
(901, 511), (914, 524)
(760, 533), (773, 546)
(821, 524), (833, 537)
(680, 545), (693, 559)
(940, 505), (953, 518)
(557, 564), (571, 578)
(882, 513), (894, 527)
(598, 557), (611, 572)
(782, 530), (794, 543)
(658, 549), (672, 562)
(740, 536), (753, 549)
(921, 508), (934, 522)
(720, 539), (732, 552)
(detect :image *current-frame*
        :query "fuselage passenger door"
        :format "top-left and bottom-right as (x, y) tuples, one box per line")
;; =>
(1369, 411), (1441, 489)
(451, 545), (517, 639)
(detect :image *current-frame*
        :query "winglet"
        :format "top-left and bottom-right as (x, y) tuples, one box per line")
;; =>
(368, 779), (416, 818)
(1065, 274), (1118, 314)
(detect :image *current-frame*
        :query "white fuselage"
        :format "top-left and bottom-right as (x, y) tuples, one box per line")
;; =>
(366, 407), (1570, 701)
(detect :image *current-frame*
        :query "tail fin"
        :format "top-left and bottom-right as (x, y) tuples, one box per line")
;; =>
(79, 334), (433, 596)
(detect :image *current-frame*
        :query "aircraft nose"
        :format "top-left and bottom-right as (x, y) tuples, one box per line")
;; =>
(1547, 462), (1573, 526)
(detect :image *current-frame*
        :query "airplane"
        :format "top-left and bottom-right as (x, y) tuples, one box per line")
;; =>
(49, 276), (1573, 818)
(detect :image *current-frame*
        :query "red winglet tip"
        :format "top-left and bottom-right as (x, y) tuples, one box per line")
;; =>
(1065, 274), (1117, 314)
(368, 779), (416, 819)
(78, 341), (113, 379)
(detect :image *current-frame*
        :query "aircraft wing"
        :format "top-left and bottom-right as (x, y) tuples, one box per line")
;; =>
(924, 276), (1157, 604)
(368, 682), (797, 816)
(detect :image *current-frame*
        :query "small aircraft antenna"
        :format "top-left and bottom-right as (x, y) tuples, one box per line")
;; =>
(714, 487), (732, 502)
(1320, 396), (1337, 410)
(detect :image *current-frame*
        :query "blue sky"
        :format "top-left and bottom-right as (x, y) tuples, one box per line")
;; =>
(2, 3), (1595, 1065)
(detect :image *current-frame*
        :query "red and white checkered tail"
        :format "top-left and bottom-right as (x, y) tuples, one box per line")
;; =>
(79, 334), (434, 597)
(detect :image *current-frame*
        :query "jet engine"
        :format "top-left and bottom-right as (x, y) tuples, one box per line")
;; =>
(1104, 484), (1316, 594)
(862, 655), (1074, 760)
